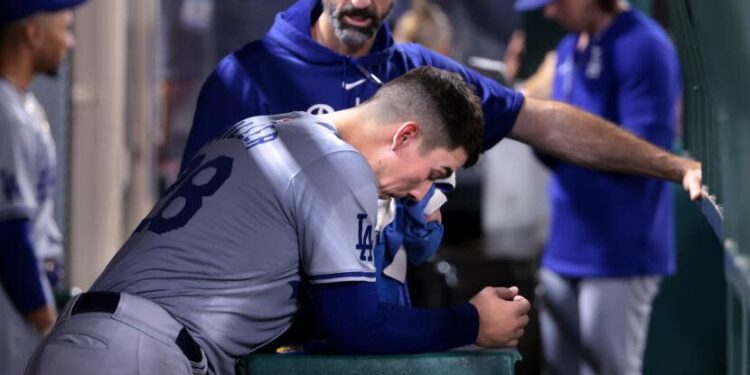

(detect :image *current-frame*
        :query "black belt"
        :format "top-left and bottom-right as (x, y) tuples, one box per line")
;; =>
(72, 292), (203, 363)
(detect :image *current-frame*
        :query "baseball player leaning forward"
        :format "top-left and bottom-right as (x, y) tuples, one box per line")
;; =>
(26, 67), (533, 375)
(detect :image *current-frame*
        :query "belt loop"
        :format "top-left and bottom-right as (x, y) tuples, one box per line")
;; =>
(176, 327), (204, 363)
(59, 293), (83, 320)
(70, 292), (121, 316)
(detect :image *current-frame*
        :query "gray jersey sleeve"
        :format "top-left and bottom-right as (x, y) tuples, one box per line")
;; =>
(289, 151), (378, 284)
(0, 94), (41, 222)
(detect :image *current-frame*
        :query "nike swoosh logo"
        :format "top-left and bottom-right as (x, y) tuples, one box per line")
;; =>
(343, 79), (367, 90)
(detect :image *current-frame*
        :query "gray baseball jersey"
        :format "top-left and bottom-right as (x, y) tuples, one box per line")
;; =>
(92, 112), (378, 374)
(0, 78), (60, 375)
(0, 79), (62, 259)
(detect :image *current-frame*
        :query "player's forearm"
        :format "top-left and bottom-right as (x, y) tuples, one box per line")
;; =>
(510, 96), (699, 183)
(312, 282), (478, 354)
(0, 219), (50, 318)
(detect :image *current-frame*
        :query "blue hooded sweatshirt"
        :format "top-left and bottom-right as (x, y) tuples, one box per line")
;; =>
(183, 0), (523, 164)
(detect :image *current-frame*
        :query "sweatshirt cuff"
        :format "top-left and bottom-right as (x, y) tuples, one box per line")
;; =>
(453, 302), (480, 345)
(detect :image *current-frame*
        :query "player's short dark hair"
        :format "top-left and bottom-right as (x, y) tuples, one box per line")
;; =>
(597, 0), (617, 13)
(367, 66), (484, 167)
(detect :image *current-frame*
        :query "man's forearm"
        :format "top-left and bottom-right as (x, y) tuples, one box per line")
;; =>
(0, 220), (50, 315)
(509, 97), (699, 183)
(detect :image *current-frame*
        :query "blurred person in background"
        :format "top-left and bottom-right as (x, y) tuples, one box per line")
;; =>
(502, 29), (557, 99)
(392, 0), (453, 56)
(158, 0), (216, 190)
(0, 0), (88, 373)
(511, 0), (682, 373)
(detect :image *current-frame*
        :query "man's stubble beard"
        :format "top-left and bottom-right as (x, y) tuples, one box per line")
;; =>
(324, 1), (394, 50)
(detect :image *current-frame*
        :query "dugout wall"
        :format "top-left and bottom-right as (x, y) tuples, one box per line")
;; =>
(668, 0), (750, 373)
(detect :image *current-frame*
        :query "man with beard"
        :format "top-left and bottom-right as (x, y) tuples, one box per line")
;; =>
(182, 0), (701, 343)
(0, 1), (87, 374)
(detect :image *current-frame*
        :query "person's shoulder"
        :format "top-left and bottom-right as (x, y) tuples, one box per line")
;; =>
(288, 113), (358, 154)
(611, 12), (679, 80)
(0, 87), (32, 141)
(224, 112), (357, 158)
(203, 40), (270, 93)
(609, 11), (676, 71)
(0, 82), (18, 119)
(300, 145), (374, 192)
(556, 33), (579, 53)
(615, 10), (675, 55)
(393, 41), (429, 55)
(213, 40), (268, 76)
(285, 114), (366, 165)
(390, 42), (477, 77)
(234, 39), (273, 62)
(390, 42), (434, 65)
(271, 113), (372, 188)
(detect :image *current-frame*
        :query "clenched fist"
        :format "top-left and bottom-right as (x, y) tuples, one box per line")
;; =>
(470, 286), (531, 348)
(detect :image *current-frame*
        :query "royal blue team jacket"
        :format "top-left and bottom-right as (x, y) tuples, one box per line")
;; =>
(543, 9), (682, 278)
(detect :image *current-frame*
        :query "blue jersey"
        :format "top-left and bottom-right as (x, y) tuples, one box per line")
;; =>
(543, 9), (681, 277)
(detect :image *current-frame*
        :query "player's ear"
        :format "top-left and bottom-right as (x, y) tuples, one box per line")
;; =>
(22, 17), (46, 50)
(391, 122), (420, 151)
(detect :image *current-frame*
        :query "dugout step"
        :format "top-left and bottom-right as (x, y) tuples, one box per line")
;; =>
(240, 349), (521, 375)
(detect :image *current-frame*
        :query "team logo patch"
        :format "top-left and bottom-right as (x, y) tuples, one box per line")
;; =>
(307, 104), (335, 115)
(356, 213), (373, 262)
(586, 45), (603, 79)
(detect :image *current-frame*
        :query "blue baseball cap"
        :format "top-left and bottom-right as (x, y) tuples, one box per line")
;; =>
(514, 0), (552, 12)
(0, 0), (88, 27)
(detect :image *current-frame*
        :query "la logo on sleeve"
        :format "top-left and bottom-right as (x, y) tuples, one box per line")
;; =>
(356, 213), (373, 262)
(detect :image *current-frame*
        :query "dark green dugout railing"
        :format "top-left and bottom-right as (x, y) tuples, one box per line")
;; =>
(240, 349), (521, 375)
(669, 0), (750, 374)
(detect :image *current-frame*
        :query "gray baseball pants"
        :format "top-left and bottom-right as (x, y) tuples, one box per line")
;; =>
(0, 286), (43, 375)
(538, 268), (661, 375)
(25, 292), (207, 375)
